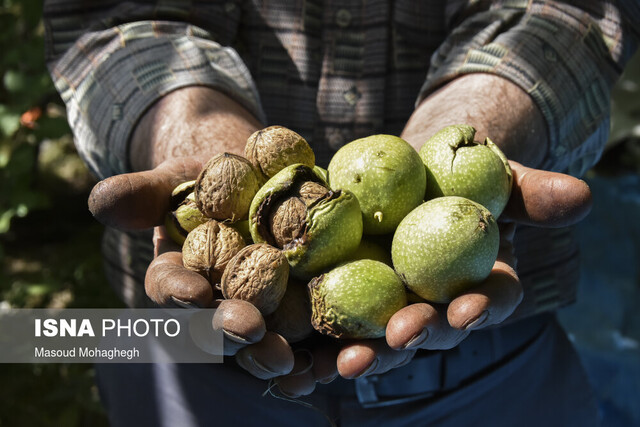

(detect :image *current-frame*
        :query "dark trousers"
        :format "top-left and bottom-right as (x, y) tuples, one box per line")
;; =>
(96, 314), (598, 427)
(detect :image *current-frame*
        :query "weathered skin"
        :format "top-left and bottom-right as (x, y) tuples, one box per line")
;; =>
(327, 134), (426, 235)
(309, 259), (407, 339)
(419, 125), (512, 218)
(391, 196), (499, 303)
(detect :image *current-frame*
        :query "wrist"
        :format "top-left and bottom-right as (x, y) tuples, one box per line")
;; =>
(401, 74), (549, 168)
(129, 86), (263, 171)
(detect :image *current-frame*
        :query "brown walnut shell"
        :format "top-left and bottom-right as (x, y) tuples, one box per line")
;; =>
(220, 243), (289, 315)
(182, 220), (246, 285)
(268, 196), (307, 248)
(265, 281), (313, 343)
(244, 126), (315, 179)
(195, 153), (262, 222)
(295, 181), (329, 207)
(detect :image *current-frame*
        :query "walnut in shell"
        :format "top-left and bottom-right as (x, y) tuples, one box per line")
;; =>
(195, 153), (262, 222)
(220, 243), (289, 315)
(245, 126), (315, 179)
(295, 181), (329, 206)
(182, 220), (246, 285)
(268, 196), (307, 248)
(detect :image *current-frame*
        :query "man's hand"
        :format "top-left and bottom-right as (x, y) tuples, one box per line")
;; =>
(273, 160), (592, 397)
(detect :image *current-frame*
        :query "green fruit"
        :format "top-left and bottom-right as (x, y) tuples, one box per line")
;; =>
(341, 239), (392, 266)
(391, 196), (499, 303)
(419, 124), (512, 218)
(165, 180), (208, 245)
(309, 260), (407, 339)
(327, 134), (426, 235)
(249, 164), (363, 279)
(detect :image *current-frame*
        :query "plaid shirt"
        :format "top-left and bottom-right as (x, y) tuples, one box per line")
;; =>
(44, 1), (639, 309)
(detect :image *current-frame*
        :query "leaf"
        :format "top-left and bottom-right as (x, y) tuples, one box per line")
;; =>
(0, 105), (21, 137)
(3, 69), (27, 93)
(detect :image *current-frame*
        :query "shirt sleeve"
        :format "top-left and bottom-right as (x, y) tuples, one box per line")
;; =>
(44, 2), (265, 180)
(419, 0), (640, 177)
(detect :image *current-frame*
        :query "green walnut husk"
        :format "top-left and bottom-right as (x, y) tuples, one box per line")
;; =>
(327, 134), (426, 235)
(195, 153), (262, 222)
(340, 239), (392, 266)
(249, 164), (363, 279)
(419, 124), (512, 218)
(391, 196), (499, 303)
(245, 126), (315, 179)
(165, 180), (208, 245)
(309, 259), (407, 339)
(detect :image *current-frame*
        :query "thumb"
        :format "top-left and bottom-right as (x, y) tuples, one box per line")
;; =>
(501, 161), (592, 227)
(88, 157), (205, 230)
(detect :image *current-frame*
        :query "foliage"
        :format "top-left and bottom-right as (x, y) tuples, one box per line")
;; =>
(0, 1), (118, 425)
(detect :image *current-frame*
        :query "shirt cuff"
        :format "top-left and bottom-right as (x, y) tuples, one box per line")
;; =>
(418, 5), (620, 177)
(49, 21), (266, 179)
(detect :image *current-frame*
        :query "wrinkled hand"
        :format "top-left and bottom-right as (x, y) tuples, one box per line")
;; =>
(89, 156), (298, 380)
(88, 158), (592, 398)
(271, 160), (593, 397)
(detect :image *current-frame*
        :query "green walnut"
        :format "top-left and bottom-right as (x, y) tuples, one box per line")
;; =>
(195, 153), (262, 222)
(245, 126), (315, 179)
(341, 239), (392, 266)
(165, 180), (208, 245)
(249, 164), (363, 279)
(419, 124), (512, 218)
(327, 134), (426, 235)
(309, 259), (407, 339)
(391, 196), (499, 303)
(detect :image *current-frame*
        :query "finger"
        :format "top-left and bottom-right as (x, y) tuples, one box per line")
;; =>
(274, 350), (316, 397)
(212, 299), (266, 356)
(311, 341), (340, 384)
(145, 251), (214, 307)
(235, 331), (295, 380)
(153, 226), (182, 257)
(447, 260), (523, 330)
(88, 157), (205, 230)
(337, 339), (415, 379)
(501, 161), (592, 227)
(386, 303), (469, 351)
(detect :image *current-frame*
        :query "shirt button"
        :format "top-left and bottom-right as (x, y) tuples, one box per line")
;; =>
(335, 9), (352, 27)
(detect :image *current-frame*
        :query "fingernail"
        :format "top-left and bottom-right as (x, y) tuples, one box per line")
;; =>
(353, 358), (378, 379)
(170, 296), (197, 308)
(317, 372), (339, 384)
(463, 310), (489, 330)
(249, 355), (281, 376)
(291, 349), (314, 376)
(402, 328), (429, 349)
(222, 329), (251, 345)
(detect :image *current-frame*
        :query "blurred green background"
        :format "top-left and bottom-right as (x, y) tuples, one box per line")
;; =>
(0, 1), (638, 426)
(0, 1), (121, 425)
